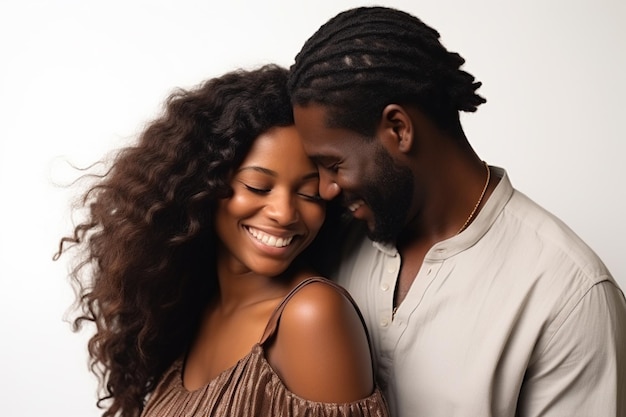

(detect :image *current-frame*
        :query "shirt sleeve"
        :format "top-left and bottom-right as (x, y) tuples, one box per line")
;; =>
(518, 280), (626, 417)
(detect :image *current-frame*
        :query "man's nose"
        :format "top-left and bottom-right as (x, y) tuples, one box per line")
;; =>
(319, 172), (341, 200)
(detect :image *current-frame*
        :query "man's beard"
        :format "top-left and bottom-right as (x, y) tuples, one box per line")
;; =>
(363, 147), (413, 244)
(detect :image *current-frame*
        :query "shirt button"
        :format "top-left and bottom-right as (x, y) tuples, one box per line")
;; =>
(380, 319), (389, 327)
(386, 265), (396, 274)
(427, 267), (432, 275)
(381, 283), (390, 291)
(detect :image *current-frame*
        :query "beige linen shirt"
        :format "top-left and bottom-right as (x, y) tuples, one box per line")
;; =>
(334, 167), (626, 417)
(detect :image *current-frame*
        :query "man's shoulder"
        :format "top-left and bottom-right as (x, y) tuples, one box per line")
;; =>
(500, 188), (612, 286)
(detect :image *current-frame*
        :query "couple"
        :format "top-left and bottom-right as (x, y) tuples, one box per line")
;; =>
(57, 6), (626, 417)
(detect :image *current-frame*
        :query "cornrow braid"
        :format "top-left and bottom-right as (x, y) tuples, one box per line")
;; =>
(288, 6), (486, 136)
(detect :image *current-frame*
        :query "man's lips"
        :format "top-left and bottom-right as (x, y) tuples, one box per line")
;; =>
(245, 226), (296, 248)
(348, 200), (365, 213)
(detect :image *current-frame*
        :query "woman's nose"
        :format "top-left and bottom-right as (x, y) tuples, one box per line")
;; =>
(266, 192), (299, 225)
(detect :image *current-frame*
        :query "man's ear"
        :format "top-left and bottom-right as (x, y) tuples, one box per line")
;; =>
(377, 104), (414, 154)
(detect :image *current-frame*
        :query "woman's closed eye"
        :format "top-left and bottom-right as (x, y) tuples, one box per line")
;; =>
(297, 192), (323, 202)
(296, 180), (323, 202)
(240, 182), (270, 195)
(237, 180), (322, 202)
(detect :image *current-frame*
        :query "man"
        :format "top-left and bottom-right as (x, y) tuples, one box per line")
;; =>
(287, 6), (626, 417)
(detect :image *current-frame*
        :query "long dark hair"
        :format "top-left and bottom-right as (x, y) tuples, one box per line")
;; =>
(55, 65), (303, 417)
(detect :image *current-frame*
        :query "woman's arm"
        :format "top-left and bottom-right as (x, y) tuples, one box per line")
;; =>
(266, 280), (375, 403)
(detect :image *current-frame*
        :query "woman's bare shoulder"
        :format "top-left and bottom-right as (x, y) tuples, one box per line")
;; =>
(267, 278), (374, 403)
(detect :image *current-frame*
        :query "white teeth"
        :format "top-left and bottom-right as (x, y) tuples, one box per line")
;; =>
(247, 227), (294, 248)
(348, 200), (364, 212)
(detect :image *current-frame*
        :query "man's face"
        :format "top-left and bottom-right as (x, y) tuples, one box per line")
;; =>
(293, 104), (413, 243)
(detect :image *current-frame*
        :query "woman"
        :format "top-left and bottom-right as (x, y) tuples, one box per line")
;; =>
(55, 65), (388, 417)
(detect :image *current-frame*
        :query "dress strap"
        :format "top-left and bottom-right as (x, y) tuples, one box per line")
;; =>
(258, 277), (367, 345)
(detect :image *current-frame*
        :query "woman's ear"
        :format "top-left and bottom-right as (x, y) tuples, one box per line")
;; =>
(377, 104), (414, 154)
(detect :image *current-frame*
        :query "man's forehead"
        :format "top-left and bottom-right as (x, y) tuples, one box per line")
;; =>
(293, 103), (330, 126)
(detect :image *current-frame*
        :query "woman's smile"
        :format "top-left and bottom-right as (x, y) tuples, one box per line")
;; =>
(215, 126), (325, 277)
(245, 225), (296, 248)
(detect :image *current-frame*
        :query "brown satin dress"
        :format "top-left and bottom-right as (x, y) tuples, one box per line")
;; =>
(140, 277), (389, 417)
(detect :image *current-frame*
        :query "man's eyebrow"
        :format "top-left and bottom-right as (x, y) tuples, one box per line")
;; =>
(309, 154), (335, 164)
(302, 172), (320, 181)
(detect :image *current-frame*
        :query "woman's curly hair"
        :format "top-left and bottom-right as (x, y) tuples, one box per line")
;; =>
(55, 64), (306, 417)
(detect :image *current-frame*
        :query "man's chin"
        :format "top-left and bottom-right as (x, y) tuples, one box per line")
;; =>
(366, 224), (398, 245)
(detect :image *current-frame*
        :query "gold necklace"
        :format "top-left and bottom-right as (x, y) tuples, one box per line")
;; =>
(457, 161), (490, 235)
(393, 162), (490, 320)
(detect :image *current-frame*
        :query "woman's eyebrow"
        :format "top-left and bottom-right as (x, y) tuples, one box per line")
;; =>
(237, 166), (276, 176)
(238, 166), (319, 181)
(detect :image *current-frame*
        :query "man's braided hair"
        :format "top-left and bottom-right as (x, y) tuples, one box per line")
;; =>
(288, 6), (486, 137)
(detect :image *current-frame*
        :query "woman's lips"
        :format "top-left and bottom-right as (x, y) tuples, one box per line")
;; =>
(245, 226), (295, 248)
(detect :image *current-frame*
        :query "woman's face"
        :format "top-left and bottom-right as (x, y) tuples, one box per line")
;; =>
(215, 126), (325, 277)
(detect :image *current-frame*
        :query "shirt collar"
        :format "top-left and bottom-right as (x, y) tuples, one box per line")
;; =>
(426, 165), (513, 260)
(372, 240), (398, 256)
(367, 166), (514, 260)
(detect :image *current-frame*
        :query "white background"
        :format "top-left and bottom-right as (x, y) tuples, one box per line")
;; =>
(1, 0), (624, 415)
